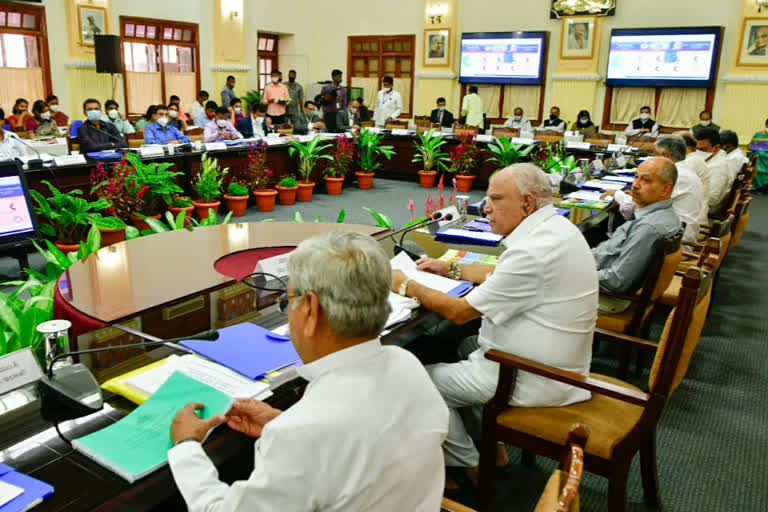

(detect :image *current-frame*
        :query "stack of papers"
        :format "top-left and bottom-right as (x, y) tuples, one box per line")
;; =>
(581, 179), (626, 191)
(0, 464), (52, 511)
(390, 252), (472, 297)
(434, 228), (503, 246)
(564, 190), (612, 202)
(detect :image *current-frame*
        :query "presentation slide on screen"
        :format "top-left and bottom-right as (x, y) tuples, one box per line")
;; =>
(0, 176), (34, 238)
(607, 33), (716, 81)
(460, 38), (543, 81)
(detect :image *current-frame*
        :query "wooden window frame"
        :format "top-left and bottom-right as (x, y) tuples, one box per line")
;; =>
(257, 33), (279, 92)
(348, 34), (415, 118)
(119, 16), (201, 117)
(0, 1), (52, 98)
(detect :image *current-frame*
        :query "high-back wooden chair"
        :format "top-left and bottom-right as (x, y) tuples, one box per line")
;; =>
(414, 116), (432, 133)
(584, 133), (615, 148)
(385, 120), (408, 130)
(477, 264), (715, 512)
(275, 124), (294, 135)
(126, 132), (144, 148)
(729, 196), (751, 250)
(186, 127), (204, 142)
(67, 136), (80, 153)
(660, 237), (721, 307)
(455, 125), (479, 138)
(360, 120), (375, 128)
(535, 130), (563, 144)
(492, 127), (519, 139)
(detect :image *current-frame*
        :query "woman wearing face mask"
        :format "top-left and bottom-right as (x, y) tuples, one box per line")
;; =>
(25, 100), (59, 137)
(134, 105), (158, 131)
(8, 98), (30, 128)
(229, 98), (245, 126)
(167, 103), (188, 131)
(46, 95), (69, 127)
(104, 100), (135, 135)
(570, 109), (597, 136)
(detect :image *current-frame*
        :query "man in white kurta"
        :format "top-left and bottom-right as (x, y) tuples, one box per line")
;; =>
(168, 232), (449, 512)
(373, 76), (403, 128)
(392, 164), (598, 471)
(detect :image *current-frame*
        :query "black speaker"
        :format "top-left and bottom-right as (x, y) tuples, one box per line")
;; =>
(94, 35), (123, 74)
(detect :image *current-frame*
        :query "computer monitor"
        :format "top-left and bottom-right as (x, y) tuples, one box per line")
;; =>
(0, 160), (38, 250)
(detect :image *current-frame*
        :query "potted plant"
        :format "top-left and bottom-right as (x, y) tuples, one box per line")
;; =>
(287, 137), (333, 202)
(323, 135), (355, 195)
(483, 137), (536, 173)
(275, 176), (299, 205)
(223, 182), (250, 217)
(91, 215), (127, 246)
(250, 153), (277, 212)
(167, 194), (194, 226)
(192, 152), (228, 219)
(412, 129), (451, 188)
(91, 159), (151, 231)
(445, 136), (481, 192)
(30, 180), (111, 253)
(355, 129), (395, 189)
(123, 152), (183, 226)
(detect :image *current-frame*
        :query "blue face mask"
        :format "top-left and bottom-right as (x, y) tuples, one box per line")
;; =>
(87, 109), (102, 122)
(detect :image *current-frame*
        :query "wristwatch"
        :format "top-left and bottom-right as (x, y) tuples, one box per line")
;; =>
(398, 277), (414, 297)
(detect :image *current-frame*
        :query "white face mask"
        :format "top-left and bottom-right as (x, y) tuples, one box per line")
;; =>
(696, 149), (711, 159)
(168, 110), (178, 119)
(640, 113), (650, 120)
(157, 116), (169, 127)
(383, 87), (392, 93)
(700, 120), (711, 126)
(513, 115), (522, 121)
(216, 119), (227, 128)
(108, 109), (119, 120)
(307, 110), (316, 116)
(350, 107), (357, 114)
(271, 77), (279, 83)
(438, 106), (446, 111)
(234, 107), (242, 114)
(579, 118), (589, 125)
(49, 104), (59, 112)
(41, 111), (51, 120)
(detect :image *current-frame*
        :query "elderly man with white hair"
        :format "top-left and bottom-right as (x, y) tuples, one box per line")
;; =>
(168, 231), (449, 511)
(392, 163), (598, 485)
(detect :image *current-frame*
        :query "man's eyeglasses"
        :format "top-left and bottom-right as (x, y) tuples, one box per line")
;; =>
(278, 293), (296, 313)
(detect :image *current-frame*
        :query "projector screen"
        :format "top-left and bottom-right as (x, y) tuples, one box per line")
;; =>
(0, 161), (37, 248)
(460, 32), (546, 85)
(606, 27), (721, 88)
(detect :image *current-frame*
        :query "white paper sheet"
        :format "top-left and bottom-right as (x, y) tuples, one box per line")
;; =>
(0, 480), (24, 506)
(390, 251), (463, 294)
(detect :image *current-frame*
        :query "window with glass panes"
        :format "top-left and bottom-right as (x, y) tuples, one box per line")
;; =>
(258, 34), (279, 92)
(348, 35), (414, 117)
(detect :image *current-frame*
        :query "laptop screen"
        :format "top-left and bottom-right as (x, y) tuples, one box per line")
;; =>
(0, 161), (37, 247)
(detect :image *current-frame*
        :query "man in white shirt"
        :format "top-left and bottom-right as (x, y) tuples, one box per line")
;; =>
(721, 129), (748, 178)
(696, 127), (734, 216)
(0, 110), (28, 160)
(503, 106), (533, 132)
(678, 132), (712, 207)
(624, 106), (659, 138)
(189, 90), (208, 122)
(654, 136), (705, 242)
(461, 86), (484, 130)
(169, 231), (449, 512)
(392, 163), (597, 481)
(373, 75), (403, 128)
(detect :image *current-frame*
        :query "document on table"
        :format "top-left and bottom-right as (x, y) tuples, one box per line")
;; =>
(582, 179), (626, 191)
(391, 251), (471, 295)
(565, 190), (614, 202)
(123, 354), (271, 400)
(0, 480), (23, 507)
(385, 292), (420, 329)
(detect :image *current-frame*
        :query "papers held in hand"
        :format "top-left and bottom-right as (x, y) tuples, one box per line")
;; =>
(390, 252), (472, 297)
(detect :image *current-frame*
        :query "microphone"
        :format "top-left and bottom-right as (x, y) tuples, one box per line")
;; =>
(14, 135), (44, 169)
(38, 326), (220, 424)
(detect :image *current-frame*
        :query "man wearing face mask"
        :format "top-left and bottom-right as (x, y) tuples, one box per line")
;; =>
(430, 98), (455, 128)
(194, 101), (218, 129)
(695, 127), (732, 217)
(336, 99), (361, 133)
(221, 76), (236, 111)
(373, 76), (403, 128)
(624, 106), (659, 138)
(262, 69), (291, 126)
(205, 107), (243, 143)
(538, 106), (566, 132)
(167, 103), (188, 131)
(77, 98), (127, 153)
(292, 101), (325, 135)
(144, 104), (190, 145)
(237, 102), (271, 138)
(502, 106), (532, 132)
(45, 95), (69, 127)
(285, 70), (304, 122)
(570, 109), (597, 136)
(691, 110), (719, 138)
(320, 69), (347, 134)
(461, 86), (484, 132)
(103, 100), (135, 135)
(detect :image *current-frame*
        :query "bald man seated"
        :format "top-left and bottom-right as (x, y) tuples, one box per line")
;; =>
(391, 163), (598, 486)
(592, 157), (682, 313)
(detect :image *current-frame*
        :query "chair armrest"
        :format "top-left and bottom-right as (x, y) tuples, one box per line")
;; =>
(682, 251), (700, 259)
(440, 498), (477, 512)
(682, 241), (704, 250)
(594, 327), (659, 350)
(484, 349), (650, 406)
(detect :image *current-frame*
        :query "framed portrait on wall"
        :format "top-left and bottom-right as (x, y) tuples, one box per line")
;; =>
(737, 17), (768, 66)
(560, 16), (596, 59)
(423, 28), (450, 67)
(550, 0), (615, 19)
(78, 5), (107, 46)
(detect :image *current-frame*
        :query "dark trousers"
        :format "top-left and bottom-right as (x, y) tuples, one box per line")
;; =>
(268, 114), (286, 126)
(324, 112), (338, 133)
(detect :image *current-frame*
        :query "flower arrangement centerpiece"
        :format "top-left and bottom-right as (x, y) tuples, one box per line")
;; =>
(248, 142), (278, 212)
(444, 136), (480, 192)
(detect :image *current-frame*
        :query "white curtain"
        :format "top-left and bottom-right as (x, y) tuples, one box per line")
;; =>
(657, 88), (707, 128)
(0, 67), (44, 115)
(164, 72), (197, 111)
(472, 84), (501, 118)
(393, 78), (411, 115)
(502, 85), (541, 120)
(125, 71), (162, 115)
(350, 77), (378, 110)
(610, 87), (655, 124)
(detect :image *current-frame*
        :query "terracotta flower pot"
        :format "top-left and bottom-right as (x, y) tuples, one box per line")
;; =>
(253, 189), (278, 212)
(167, 205), (194, 226)
(418, 170), (437, 188)
(223, 194), (249, 217)
(296, 181), (315, 202)
(192, 200), (221, 220)
(130, 213), (162, 232)
(97, 226), (126, 247)
(275, 185), (299, 205)
(355, 172), (375, 190)
(454, 174), (476, 192)
(323, 176), (344, 195)
(54, 241), (80, 255)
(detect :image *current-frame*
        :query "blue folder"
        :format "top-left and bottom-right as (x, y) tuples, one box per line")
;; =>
(434, 229), (503, 247)
(0, 464), (53, 512)
(180, 323), (301, 379)
(86, 151), (123, 161)
(446, 281), (473, 297)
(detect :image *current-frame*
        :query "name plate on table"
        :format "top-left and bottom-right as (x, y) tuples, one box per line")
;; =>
(390, 129), (410, 136)
(511, 137), (535, 145)
(475, 134), (495, 143)
(203, 142), (227, 151)
(607, 144), (634, 153)
(254, 253), (291, 279)
(0, 348), (43, 395)
(567, 141), (592, 150)
(138, 146), (166, 157)
(54, 154), (87, 166)
(297, 134), (316, 143)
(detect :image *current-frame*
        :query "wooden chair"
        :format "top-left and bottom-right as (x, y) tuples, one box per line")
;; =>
(186, 127), (204, 142)
(414, 116), (432, 133)
(492, 127), (519, 139)
(455, 125), (479, 138)
(275, 124), (294, 135)
(360, 120), (375, 128)
(659, 237), (720, 307)
(679, 214), (733, 275)
(126, 132), (144, 149)
(440, 498), (477, 512)
(67, 136), (80, 153)
(477, 264), (715, 512)
(584, 133), (615, 148)
(710, 165), (748, 221)
(385, 120), (408, 130)
(534, 130), (563, 144)
(728, 196), (751, 250)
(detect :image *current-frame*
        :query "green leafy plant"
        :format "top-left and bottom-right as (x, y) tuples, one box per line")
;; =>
(193, 153), (228, 202)
(444, 137), (481, 176)
(291, 209), (346, 223)
(278, 176), (298, 188)
(363, 207), (392, 228)
(324, 135), (356, 178)
(125, 152), (184, 215)
(30, 180), (111, 244)
(91, 215), (126, 230)
(170, 194), (193, 208)
(227, 182), (249, 196)
(241, 90), (262, 112)
(356, 129), (395, 174)
(287, 137), (333, 182)
(412, 129), (451, 172)
(193, 208), (233, 227)
(483, 138), (536, 170)
(532, 143), (578, 175)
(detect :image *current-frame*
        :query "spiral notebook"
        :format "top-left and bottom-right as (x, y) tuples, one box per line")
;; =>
(72, 371), (232, 483)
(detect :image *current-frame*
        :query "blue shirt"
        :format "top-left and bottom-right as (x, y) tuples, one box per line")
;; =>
(194, 112), (213, 128)
(592, 199), (681, 294)
(144, 122), (190, 144)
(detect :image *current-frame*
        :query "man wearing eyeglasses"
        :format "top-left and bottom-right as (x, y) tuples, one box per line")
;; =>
(167, 231), (449, 511)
